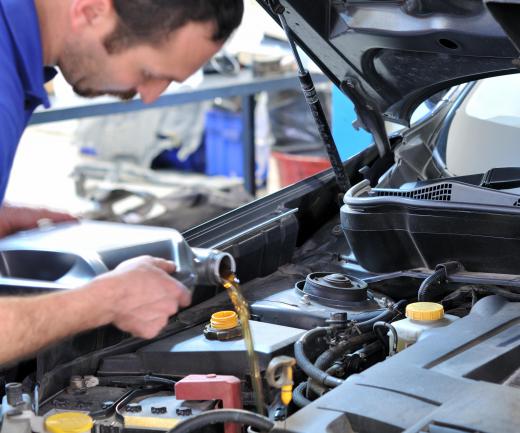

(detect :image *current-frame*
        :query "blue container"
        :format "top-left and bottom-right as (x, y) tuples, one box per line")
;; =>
(204, 109), (244, 178)
(152, 140), (206, 173)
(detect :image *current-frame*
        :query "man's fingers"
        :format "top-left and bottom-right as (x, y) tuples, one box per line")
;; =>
(154, 276), (191, 308)
(150, 257), (176, 274)
(115, 256), (176, 275)
(167, 280), (192, 307)
(113, 293), (182, 335)
(150, 258), (191, 307)
(143, 316), (169, 339)
(131, 316), (168, 339)
(105, 255), (193, 337)
(120, 297), (181, 323)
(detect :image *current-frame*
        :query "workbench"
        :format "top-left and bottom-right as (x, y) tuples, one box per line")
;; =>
(30, 70), (328, 196)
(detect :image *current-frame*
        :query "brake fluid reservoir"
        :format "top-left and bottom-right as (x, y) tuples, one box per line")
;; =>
(392, 302), (458, 351)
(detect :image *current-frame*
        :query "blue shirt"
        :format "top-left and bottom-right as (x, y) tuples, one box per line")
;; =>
(0, 0), (55, 203)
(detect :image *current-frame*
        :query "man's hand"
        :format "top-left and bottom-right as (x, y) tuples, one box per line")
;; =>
(0, 255), (192, 364)
(0, 204), (77, 238)
(84, 256), (192, 339)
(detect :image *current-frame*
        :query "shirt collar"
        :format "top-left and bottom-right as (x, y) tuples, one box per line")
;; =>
(1, 0), (51, 108)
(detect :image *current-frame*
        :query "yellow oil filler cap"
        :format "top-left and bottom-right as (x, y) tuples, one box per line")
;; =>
(45, 413), (93, 433)
(210, 311), (239, 330)
(406, 302), (444, 321)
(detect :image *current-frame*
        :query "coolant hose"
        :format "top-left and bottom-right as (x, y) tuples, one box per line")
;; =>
(355, 306), (402, 333)
(168, 409), (274, 433)
(313, 307), (403, 373)
(294, 327), (344, 388)
(293, 382), (312, 408)
(307, 333), (375, 397)
(295, 329), (374, 389)
(314, 333), (375, 371)
(296, 304), (404, 392)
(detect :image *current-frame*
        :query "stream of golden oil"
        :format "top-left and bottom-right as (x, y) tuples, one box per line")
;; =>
(221, 273), (265, 415)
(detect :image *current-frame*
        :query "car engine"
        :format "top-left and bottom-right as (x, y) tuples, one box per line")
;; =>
(1, 173), (520, 433)
(2, 0), (519, 431)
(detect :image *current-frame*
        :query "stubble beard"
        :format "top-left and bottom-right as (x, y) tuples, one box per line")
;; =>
(60, 40), (137, 101)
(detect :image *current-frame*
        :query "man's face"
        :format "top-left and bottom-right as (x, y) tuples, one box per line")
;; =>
(59, 5), (223, 103)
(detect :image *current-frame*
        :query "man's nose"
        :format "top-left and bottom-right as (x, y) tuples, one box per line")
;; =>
(137, 80), (171, 104)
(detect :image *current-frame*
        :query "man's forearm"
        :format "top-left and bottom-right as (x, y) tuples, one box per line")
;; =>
(0, 256), (191, 365)
(0, 282), (112, 364)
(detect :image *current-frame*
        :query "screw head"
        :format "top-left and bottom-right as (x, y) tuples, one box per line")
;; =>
(301, 294), (311, 305)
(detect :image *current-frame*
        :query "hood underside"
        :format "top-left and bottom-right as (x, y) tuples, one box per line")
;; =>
(258, 0), (520, 139)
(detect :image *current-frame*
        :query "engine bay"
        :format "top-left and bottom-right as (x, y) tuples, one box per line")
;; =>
(8, 0), (520, 430)
(2, 189), (520, 433)
(3, 1), (520, 432)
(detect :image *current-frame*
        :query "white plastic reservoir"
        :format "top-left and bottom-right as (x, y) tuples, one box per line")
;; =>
(392, 302), (459, 351)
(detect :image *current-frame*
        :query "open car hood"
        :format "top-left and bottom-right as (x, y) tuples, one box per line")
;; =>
(258, 0), (520, 153)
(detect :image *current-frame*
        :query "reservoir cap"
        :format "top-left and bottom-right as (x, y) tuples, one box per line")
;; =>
(45, 413), (93, 433)
(406, 302), (444, 321)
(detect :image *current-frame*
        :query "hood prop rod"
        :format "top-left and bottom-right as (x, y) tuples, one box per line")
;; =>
(269, 0), (351, 193)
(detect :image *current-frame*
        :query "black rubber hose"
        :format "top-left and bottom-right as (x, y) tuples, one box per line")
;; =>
(293, 382), (311, 408)
(418, 262), (461, 302)
(307, 333), (375, 397)
(418, 268), (446, 302)
(296, 331), (377, 390)
(344, 308), (390, 325)
(167, 409), (274, 433)
(356, 341), (384, 358)
(314, 333), (375, 371)
(325, 363), (343, 376)
(314, 312), (399, 373)
(297, 303), (405, 392)
(320, 300), (406, 370)
(294, 327), (343, 388)
(313, 341), (350, 371)
(307, 378), (327, 398)
(301, 304), (405, 395)
(356, 308), (398, 333)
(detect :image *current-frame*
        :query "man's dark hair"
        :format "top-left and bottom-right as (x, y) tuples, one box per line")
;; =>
(105, 0), (244, 53)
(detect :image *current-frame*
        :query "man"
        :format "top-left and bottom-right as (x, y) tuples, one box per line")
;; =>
(0, 0), (244, 364)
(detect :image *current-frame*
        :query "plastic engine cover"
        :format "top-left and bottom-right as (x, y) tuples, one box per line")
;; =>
(99, 321), (305, 378)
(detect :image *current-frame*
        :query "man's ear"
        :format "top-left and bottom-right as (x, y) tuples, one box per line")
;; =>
(69, 0), (114, 31)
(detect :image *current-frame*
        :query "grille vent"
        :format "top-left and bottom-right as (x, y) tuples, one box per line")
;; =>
(374, 183), (453, 201)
